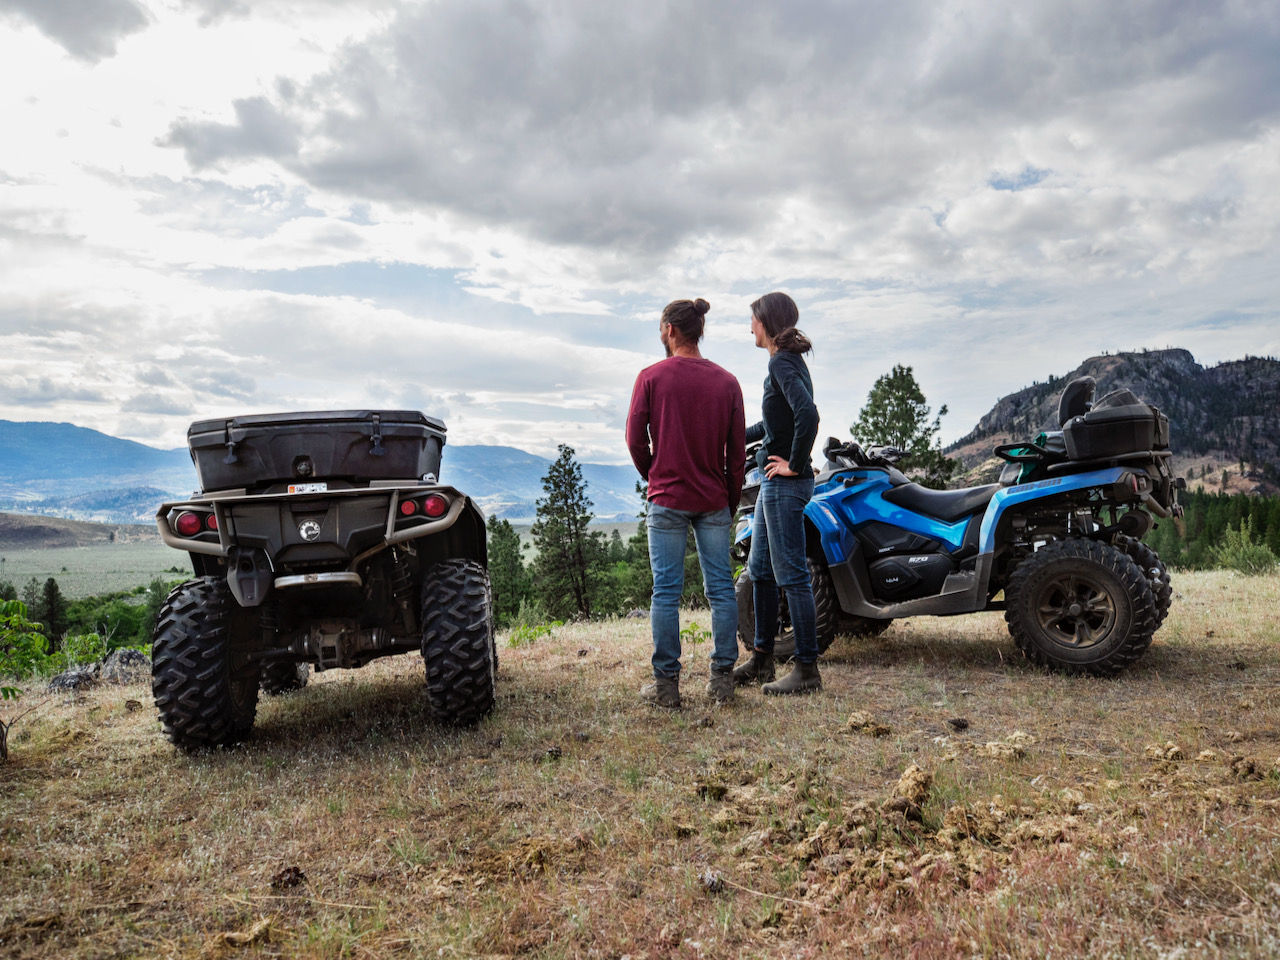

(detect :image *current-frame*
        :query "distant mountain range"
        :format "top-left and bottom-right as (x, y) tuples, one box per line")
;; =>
(0, 421), (642, 525)
(3, 347), (1277, 526)
(945, 348), (1280, 495)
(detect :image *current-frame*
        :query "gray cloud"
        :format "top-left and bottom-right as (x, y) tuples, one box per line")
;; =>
(160, 0), (1280, 272)
(120, 392), (196, 416)
(162, 97), (301, 169)
(3, 0), (148, 62)
(0, 376), (109, 406)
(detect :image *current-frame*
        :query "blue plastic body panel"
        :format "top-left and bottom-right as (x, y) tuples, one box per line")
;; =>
(735, 470), (972, 565)
(736, 466), (1132, 566)
(977, 466), (1129, 553)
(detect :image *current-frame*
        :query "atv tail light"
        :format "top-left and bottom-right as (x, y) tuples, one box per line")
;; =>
(399, 499), (418, 517)
(174, 512), (203, 537)
(422, 494), (448, 518)
(205, 513), (218, 531)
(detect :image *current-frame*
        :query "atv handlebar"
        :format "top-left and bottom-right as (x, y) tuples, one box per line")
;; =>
(822, 436), (903, 468)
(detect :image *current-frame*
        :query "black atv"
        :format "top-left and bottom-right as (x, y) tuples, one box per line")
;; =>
(151, 410), (496, 749)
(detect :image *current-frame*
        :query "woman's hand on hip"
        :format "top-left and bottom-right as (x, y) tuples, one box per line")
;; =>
(763, 456), (797, 479)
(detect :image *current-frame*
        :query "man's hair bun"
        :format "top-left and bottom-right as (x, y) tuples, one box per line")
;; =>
(693, 298), (710, 316)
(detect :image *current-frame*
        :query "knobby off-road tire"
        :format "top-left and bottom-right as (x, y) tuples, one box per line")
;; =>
(259, 661), (309, 695)
(1005, 538), (1157, 676)
(1116, 535), (1173, 629)
(152, 577), (263, 750)
(420, 560), (496, 726)
(735, 557), (841, 661)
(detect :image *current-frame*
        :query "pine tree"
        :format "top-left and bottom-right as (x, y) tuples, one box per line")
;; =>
(20, 578), (40, 623)
(486, 516), (529, 628)
(531, 445), (606, 620)
(40, 578), (68, 652)
(851, 364), (958, 488)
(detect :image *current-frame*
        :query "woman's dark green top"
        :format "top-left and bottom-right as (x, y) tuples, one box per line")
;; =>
(745, 351), (819, 476)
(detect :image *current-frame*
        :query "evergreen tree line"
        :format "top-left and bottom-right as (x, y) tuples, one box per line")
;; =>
(1144, 490), (1280, 570)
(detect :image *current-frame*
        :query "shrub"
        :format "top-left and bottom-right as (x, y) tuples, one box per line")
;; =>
(62, 633), (108, 667)
(506, 598), (562, 647)
(0, 600), (50, 680)
(1210, 519), (1279, 575)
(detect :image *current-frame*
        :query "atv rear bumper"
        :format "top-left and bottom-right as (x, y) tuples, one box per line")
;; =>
(157, 483), (485, 605)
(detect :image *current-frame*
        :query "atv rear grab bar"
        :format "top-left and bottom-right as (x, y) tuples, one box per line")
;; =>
(275, 572), (364, 590)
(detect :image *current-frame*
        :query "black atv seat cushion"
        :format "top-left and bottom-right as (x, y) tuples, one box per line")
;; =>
(880, 482), (1001, 523)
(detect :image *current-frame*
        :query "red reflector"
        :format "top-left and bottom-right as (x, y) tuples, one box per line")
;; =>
(206, 513), (218, 531)
(422, 494), (448, 518)
(174, 512), (202, 537)
(399, 499), (418, 516)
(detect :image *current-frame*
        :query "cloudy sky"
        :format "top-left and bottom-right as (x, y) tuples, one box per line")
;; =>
(2, 0), (1278, 464)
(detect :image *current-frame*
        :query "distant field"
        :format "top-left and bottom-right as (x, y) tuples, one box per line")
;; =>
(0, 541), (188, 597)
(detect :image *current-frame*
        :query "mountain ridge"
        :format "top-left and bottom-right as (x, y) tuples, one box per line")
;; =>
(944, 348), (1280, 494)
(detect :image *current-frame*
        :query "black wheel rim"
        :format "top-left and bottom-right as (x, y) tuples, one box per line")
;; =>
(1034, 574), (1117, 649)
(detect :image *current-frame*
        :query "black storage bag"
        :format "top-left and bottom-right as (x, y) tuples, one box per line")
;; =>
(1063, 389), (1168, 460)
(188, 410), (446, 493)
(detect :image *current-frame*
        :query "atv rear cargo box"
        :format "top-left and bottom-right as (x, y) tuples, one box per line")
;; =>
(188, 410), (446, 493)
(1063, 389), (1169, 461)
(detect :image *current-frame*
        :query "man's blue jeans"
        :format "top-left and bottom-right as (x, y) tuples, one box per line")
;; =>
(747, 474), (818, 664)
(647, 502), (739, 679)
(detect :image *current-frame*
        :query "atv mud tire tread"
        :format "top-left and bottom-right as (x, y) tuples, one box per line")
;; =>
(151, 577), (262, 750)
(735, 557), (841, 661)
(260, 662), (309, 695)
(1116, 535), (1172, 629)
(420, 560), (496, 726)
(1005, 538), (1157, 677)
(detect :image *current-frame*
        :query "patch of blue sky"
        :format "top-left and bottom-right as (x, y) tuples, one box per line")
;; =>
(988, 166), (1050, 192)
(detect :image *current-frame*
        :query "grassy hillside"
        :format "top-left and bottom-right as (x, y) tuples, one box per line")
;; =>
(3, 571), (1279, 958)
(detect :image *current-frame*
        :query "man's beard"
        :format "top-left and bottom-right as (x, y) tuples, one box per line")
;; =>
(664, 342), (673, 358)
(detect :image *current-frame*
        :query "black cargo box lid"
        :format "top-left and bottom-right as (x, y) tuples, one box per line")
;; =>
(187, 410), (446, 436)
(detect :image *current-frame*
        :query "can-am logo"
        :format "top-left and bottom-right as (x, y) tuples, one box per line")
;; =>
(298, 519), (322, 542)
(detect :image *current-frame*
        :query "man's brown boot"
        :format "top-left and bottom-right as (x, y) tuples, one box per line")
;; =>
(706, 664), (735, 703)
(762, 661), (822, 696)
(731, 649), (775, 686)
(640, 675), (681, 709)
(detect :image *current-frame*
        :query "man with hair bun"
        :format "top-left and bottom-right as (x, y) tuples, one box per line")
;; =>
(626, 298), (746, 709)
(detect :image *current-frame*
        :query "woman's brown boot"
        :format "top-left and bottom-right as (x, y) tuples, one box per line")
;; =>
(762, 661), (821, 696)
(731, 649), (775, 686)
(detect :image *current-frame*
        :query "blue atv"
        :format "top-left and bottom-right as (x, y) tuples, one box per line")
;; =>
(732, 377), (1182, 676)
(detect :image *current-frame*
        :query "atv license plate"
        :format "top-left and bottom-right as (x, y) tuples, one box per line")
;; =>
(287, 482), (328, 494)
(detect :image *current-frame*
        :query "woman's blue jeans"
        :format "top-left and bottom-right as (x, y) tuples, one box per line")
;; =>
(747, 474), (818, 664)
(647, 502), (739, 679)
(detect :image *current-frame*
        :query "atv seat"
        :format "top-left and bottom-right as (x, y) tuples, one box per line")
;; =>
(881, 482), (1001, 523)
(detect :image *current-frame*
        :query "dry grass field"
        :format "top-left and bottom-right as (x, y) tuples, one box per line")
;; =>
(3, 570), (1279, 959)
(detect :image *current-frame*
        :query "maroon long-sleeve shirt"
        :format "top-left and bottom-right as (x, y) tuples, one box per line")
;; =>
(626, 356), (746, 513)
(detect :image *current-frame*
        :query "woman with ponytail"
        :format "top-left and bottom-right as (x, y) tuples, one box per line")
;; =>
(733, 291), (823, 695)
